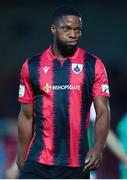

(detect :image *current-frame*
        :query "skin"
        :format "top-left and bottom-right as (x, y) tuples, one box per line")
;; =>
(84, 96), (110, 171)
(17, 104), (33, 169)
(17, 15), (110, 173)
(51, 15), (82, 59)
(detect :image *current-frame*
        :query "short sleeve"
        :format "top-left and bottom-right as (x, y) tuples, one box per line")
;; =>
(18, 59), (33, 103)
(92, 58), (110, 99)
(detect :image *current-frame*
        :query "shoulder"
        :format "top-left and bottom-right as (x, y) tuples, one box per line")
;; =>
(79, 47), (102, 63)
(86, 49), (105, 68)
(20, 48), (47, 74)
(22, 47), (49, 65)
(80, 48), (107, 75)
(27, 49), (46, 64)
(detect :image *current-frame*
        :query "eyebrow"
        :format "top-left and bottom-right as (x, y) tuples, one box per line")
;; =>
(61, 25), (82, 29)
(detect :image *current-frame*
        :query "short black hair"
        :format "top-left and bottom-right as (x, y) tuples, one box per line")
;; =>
(52, 5), (81, 24)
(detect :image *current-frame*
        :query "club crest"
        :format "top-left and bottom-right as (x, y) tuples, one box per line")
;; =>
(72, 63), (83, 74)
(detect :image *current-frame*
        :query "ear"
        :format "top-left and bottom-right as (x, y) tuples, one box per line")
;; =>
(51, 24), (56, 34)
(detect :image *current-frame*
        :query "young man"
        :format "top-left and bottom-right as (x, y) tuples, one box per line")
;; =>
(17, 6), (110, 178)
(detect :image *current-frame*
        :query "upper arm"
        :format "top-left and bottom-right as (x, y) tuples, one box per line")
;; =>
(19, 103), (34, 120)
(18, 60), (33, 103)
(18, 60), (34, 138)
(18, 103), (34, 141)
(92, 59), (110, 100)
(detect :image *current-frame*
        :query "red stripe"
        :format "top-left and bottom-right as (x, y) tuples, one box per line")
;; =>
(25, 60), (36, 160)
(26, 136), (35, 160)
(69, 62), (84, 166)
(38, 54), (54, 165)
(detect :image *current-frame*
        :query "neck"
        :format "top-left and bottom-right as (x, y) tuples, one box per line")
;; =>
(51, 42), (77, 60)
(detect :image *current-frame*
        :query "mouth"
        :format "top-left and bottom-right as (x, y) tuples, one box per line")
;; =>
(67, 41), (78, 46)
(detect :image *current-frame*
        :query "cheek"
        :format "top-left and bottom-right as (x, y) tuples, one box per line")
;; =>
(76, 32), (81, 38)
(57, 33), (68, 42)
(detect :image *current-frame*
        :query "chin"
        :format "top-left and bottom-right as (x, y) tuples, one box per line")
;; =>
(66, 43), (75, 47)
(66, 45), (77, 51)
(57, 41), (78, 55)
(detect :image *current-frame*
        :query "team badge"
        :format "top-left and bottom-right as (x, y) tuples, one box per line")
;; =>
(72, 63), (83, 74)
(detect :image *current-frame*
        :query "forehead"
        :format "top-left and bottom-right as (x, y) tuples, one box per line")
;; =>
(59, 15), (82, 26)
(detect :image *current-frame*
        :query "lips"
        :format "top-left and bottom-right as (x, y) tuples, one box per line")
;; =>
(67, 41), (78, 46)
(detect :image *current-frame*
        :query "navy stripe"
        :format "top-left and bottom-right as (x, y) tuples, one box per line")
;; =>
(79, 53), (96, 166)
(27, 55), (44, 161)
(53, 59), (71, 165)
(28, 55), (42, 95)
(84, 53), (96, 112)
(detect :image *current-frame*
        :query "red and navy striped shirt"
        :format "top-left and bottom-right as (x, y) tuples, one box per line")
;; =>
(18, 46), (110, 167)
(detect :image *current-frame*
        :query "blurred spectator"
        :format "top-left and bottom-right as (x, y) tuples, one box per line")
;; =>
(88, 104), (127, 179)
(0, 119), (17, 178)
(117, 113), (127, 178)
(5, 157), (19, 179)
(0, 139), (6, 178)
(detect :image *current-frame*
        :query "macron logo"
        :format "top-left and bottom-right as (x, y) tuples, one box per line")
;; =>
(43, 66), (50, 74)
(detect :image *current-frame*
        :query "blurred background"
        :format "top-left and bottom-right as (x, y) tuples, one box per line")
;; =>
(0, 0), (127, 178)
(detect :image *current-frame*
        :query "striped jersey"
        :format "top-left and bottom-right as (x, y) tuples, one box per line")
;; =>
(18, 46), (110, 167)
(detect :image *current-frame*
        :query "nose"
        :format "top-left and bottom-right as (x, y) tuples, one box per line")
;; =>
(69, 29), (76, 39)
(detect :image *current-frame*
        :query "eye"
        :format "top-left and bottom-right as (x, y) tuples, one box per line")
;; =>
(63, 26), (71, 32)
(75, 28), (82, 33)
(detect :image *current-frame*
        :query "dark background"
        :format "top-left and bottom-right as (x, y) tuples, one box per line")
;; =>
(0, 0), (127, 178)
